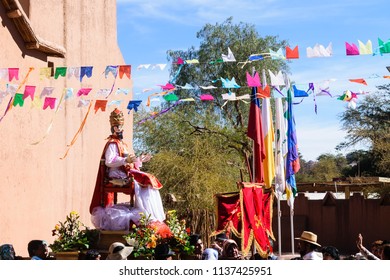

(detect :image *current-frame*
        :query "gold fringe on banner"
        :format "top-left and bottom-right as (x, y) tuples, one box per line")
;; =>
(60, 102), (93, 159)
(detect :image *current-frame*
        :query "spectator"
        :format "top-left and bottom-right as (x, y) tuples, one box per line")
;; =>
(154, 243), (175, 260)
(202, 248), (219, 260)
(295, 231), (323, 260)
(186, 234), (204, 260)
(210, 232), (227, 257)
(84, 249), (101, 260)
(0, 244), (16, 260)
(28, 240), (49, 260)
(381, 244), (390, 260)
(356, 233), (380, 260)
(106, 242), (133, 260)
(219, 239), (244, 260)
(322, 246), (340, 260)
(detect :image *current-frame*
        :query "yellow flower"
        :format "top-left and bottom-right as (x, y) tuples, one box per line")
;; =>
(54, 224), (60, 230)
(70, 210), (78, 216)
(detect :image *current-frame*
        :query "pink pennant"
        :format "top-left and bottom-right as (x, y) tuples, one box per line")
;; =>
(200, 94), (214, 101)
(177, 57), (184, 65)
(43, 97), (56, 110)
(23, 85), (36, 100)
(77, 88), (93, 97)
(346, 42), (360, 55)
(158, 83), (175, 91)
(8, 68), (19, 81)
(246, 72), (261, 87)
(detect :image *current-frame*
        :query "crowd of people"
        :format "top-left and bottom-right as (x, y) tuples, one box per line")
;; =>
(1, 231), (389, 260)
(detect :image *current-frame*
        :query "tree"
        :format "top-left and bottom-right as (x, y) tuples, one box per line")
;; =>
(337, 85), (390, 176)
(134, 18), (288, 211)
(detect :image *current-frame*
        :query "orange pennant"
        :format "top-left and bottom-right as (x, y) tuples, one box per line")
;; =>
(349, 78), (367, 85)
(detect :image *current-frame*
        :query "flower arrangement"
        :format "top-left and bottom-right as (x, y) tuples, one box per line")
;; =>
(50, 211), (99, 253)
(165, 210), (193, 256)
(123, 210), (193, 259)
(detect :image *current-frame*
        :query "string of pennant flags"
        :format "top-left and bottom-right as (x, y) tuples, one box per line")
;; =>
(0, 40), (388, 158)
(1, 37), (390, 122)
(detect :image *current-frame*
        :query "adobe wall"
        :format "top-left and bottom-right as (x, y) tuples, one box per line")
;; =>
(273, 192), (390, 255)
(0, 0), (133, 257)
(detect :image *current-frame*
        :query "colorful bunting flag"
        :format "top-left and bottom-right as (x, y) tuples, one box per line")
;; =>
(346, 42), (360, 55)
(246, 72), (261, 87)
(358, 40), (373, 55)
(118, 65), (131, 79)
(23, 85), (36, 100)
(80, 66), (93, 82)
(127, 100), (142, 112)
(55, 67), (67, 79)
(8, 68), (19, 81)
(13, 93), (24, 107)
(286, 46), (299, 59)
(349, 78), (367, 85)
(43, 97), (56, 110)
(94, 100), (108, 113)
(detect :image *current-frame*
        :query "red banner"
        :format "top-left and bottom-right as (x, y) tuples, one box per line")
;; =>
(213, 192), (241, 237)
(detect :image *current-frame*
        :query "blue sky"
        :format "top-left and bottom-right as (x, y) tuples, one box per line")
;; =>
(116, 0), (389, 161)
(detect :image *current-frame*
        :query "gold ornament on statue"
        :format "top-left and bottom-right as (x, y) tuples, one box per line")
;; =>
(110, 108), (124, 127)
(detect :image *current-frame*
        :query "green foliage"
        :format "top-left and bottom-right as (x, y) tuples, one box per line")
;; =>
(337, 86), (390, 176)
(123, 211), (193, 259)
(50, 211), (98, 252)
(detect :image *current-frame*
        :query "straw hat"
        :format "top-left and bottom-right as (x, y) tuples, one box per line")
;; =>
(295, 231), (321, 247)
(106, 242), (133, 260)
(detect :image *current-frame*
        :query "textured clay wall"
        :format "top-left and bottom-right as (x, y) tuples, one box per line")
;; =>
(0, 0), (132, 257)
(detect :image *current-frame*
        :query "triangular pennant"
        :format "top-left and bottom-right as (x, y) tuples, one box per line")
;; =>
(127, 100), (142, 112)
(54, 67), (67, 79)
(163, 94), (179, 102)
(222, 47), (236, 62)
(246, 72), (261, 87)
(23, 85), (36, 100)
(118, 65), (131, 79)
(43, 97), (57, 110)
(358, 40), (373, 55)
(268, 70), (285, 86)
(286, 46), (299, 59)
(200, 94), (214, 101)
(77, 88), (92, 97)
(349, 78), (367, 85)
(94, 100), (108, 113)
(13, 93), (24, 107)
(345, 42), (360, 55)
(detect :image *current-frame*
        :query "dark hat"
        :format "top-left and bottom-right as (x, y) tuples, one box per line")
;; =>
(216, 233), (228, 242)
(154, 243), (175, 259)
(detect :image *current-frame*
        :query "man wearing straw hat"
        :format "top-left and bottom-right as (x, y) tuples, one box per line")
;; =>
(295, 231), (323, 260)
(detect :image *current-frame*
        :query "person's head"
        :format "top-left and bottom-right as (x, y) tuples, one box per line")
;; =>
(106, 242), (133, 260)
(295, 231), (321, 258)
(27, 240), (49, 259)
(85, 249), (101, 260)
(381, 244), (390, 260)
(215, 233), (228, 247)
(222, 239), (239, 258)
(109, 108), (124, 139)
(371, 240), (383, 258)
(154, 243), (175, 260)
(321, 246), (340, 260)
(0, 244), (15, 260)
(189, 234), (204, 255)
